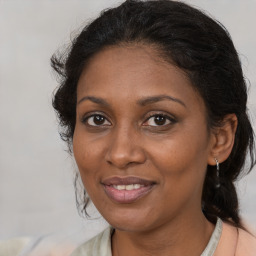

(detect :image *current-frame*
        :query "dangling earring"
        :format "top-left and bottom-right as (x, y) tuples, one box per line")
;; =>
(214, 158), (220, 188)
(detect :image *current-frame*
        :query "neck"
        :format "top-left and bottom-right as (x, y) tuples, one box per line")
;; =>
(112, 211), (214, 256)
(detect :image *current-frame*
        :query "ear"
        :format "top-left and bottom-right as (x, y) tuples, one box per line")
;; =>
(208, 114), (238, 166)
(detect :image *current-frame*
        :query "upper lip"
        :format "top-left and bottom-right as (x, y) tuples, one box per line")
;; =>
(102, 176), (155, 186)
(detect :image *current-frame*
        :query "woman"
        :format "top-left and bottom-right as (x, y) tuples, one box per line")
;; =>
(51, 0), (256, 255)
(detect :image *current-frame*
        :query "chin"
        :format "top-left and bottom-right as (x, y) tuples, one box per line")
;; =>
(101, 207), (158, 232)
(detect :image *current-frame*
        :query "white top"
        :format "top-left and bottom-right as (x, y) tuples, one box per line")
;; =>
(2, 218), (256, 255)
(71, 218), (223, 256)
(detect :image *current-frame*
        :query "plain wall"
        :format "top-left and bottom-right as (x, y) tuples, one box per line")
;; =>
(0, 0), (256, 241)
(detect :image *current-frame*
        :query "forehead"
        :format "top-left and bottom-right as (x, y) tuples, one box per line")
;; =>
(77, 45), (203, 109)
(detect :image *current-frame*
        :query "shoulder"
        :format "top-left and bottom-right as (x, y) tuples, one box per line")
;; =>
(215, 221), (256, 256)
(236, 226), (256, 255)
(0, 237), (31, 256)
(70, 226), (113, 256)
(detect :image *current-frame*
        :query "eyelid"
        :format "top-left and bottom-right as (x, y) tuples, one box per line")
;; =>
(143, 112), (177, 126)
(80, 111), (176, 127)
(81, 112), (112, 126)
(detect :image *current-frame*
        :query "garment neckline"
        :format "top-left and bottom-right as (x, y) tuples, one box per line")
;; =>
(200, 218), (223, 256)
(110, 218), (223, 256)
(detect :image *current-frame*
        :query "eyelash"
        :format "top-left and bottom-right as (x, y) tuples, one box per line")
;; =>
(82, 113), (111, 127)
(81, 112), (176, 128)
(143, 113), (176, 127)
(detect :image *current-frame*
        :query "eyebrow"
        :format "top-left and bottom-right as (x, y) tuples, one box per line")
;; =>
(137, 95), (186, 108)
(77, 96), (110, 107)
(77, 94), (186, 108)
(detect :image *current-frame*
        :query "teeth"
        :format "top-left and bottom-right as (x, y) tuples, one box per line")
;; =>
(125, 184), (134, 190)
(113, 184), (144, 190)
(113, 185), (125, 190)
(134, 184), (141, 189)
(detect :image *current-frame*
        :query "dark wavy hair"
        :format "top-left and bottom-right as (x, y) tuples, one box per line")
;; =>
(51, 0), (255, 227)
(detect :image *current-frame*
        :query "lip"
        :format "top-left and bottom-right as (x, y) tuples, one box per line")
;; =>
(102, 176), (155, 204)
(102, 176), (155, 186)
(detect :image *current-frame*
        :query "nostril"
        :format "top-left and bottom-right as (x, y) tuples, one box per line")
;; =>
(106, 152), (136, 168)
(104, 129), (146, 168)
(105, 145), (146, 168)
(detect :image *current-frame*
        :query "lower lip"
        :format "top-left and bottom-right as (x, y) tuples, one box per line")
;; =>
(103, 185), (154, 204)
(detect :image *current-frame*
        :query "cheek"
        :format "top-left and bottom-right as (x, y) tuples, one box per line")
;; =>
(73, 124), (104, 163)
(145, 134), (209, 217)
(147, 127), (209, 186)
(73, 128), (104, 189)
(73, 130), (114, 213)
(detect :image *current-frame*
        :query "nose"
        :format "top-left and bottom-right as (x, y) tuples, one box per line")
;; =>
(105, 125), (146, 169)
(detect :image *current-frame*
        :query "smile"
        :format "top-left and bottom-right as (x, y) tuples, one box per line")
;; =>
(102, 176), (155, 204)
(112, 184), (144, 190)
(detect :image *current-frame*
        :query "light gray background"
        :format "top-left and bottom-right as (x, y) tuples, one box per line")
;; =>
(0, 0), (256, 241)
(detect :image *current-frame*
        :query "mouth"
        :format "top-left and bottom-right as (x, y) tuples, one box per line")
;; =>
(102, 176), (155, 204)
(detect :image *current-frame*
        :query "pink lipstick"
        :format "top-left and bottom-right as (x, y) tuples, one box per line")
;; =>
(102, 176), (155, 204)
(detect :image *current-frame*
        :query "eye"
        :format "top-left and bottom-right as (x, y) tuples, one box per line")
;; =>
(84, 114), (111, 126)
(144, 114), (174, 126)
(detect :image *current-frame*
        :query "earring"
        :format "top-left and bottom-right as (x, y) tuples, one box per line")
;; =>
(214, 158), (220, 188)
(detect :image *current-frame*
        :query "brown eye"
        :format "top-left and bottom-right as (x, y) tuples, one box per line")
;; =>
(154, 115), (167, 125)
(86, 114), (111, 126)
(144, 114), (173, 127)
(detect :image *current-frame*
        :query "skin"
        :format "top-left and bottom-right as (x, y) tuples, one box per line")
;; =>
(73, 45), (237, 256)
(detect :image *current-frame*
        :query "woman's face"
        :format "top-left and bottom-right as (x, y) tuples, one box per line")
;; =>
(73, 45), (215, 232)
